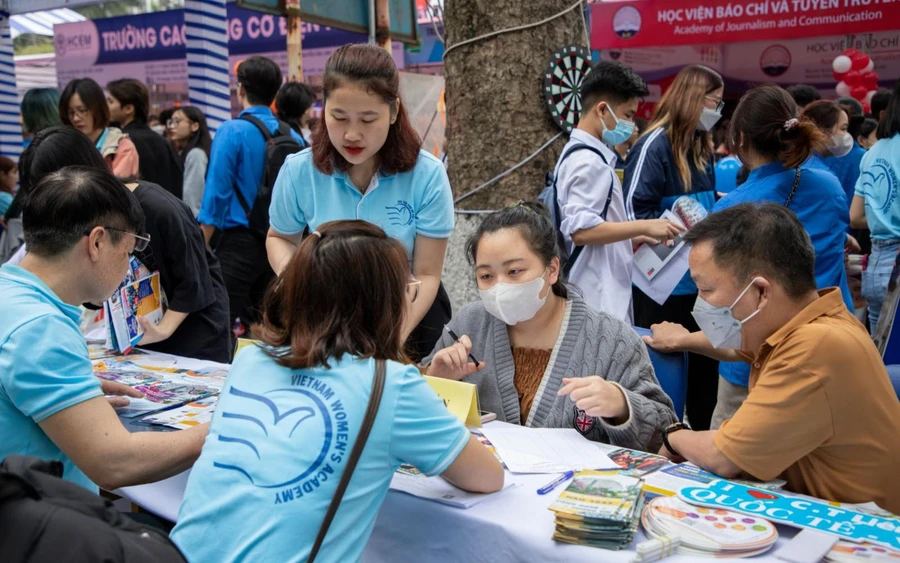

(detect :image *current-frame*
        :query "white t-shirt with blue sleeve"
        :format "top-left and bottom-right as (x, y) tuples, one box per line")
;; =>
(0, 265), (103, 492)
(854, 133), (900, 241)
(171, 346), (470, 563)
(268, 149), (454, 257)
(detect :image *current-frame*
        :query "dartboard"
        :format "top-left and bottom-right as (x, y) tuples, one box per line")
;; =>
(543, 45), (593, 132)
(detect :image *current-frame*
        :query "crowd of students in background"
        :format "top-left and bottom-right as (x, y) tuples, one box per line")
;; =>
(1, 44), (900, 560)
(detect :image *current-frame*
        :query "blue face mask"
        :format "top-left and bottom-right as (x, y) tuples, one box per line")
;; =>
(600, 105), (636, 147)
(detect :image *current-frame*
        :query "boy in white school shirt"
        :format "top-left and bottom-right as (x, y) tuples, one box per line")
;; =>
(556, 61), (684, 323)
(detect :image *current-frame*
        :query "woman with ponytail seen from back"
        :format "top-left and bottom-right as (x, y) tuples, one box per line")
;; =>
(645, 85), (854, 428)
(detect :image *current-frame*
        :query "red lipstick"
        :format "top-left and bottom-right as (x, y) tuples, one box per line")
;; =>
(344, 146), (363, 156)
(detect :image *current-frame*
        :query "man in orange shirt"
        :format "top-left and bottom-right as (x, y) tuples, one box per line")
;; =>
(645, 203), (900, 514)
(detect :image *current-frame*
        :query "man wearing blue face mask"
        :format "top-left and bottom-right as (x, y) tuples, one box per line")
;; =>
(555, 61), (684, 323)
(643, 203), (900, 513)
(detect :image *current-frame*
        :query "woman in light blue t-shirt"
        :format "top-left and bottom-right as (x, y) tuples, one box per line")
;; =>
(172, 220), (502, 563)
(267, 44), (453, 361)
(851, 81), (900, 333)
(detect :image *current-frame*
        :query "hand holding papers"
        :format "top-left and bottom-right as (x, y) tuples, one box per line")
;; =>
(480, 426), (619, 474)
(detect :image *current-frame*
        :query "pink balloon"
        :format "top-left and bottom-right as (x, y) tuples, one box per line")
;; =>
(836, 82), (852, 97)
(851, 86), (868, 101)
(832, 55), (853, 74)
(851, 52), (870, 71)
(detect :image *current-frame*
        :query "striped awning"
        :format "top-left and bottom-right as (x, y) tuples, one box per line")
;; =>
(10, 8), (85, 39)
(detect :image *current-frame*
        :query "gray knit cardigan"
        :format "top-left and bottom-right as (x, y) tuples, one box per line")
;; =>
(424, 296), (677, 452)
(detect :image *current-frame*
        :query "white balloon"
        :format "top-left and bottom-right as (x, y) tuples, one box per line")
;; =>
(863, 59), (874, 73)
(866, 90), (876, 105)
(836, 81), (852, 97)
(833, 55), (853, 74)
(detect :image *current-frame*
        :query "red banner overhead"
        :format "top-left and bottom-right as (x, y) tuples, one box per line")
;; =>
(591, 0), (900, 49)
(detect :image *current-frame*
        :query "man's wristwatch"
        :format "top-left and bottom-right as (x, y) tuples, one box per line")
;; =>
(662, 421), (690, 457)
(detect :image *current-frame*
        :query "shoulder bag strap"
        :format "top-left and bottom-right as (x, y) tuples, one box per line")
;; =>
(555, 144), (613, 278)
(307, 359), (386, 563)
(231, 115), (276, 217)
(784, 168), (802, 208)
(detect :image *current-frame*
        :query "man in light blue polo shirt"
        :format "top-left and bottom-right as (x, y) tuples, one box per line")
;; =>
(198, 56), (303, 339)
(0, 166), (207, 491)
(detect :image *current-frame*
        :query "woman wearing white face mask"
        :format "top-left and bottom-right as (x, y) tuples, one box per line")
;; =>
(801, 100), (867, 211)
(423, 203), (677, 452)
(623, 64), (724, 432)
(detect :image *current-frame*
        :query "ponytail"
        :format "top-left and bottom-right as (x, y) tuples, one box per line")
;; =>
(729, 85), (827, 170)
(777, 117), (829, 169)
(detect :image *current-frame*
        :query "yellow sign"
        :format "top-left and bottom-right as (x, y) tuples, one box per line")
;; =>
(234, 338), (260, 359)
(423, 375), (482, 427)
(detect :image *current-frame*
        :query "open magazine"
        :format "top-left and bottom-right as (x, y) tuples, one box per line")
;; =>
(633, 196), (709, 282)
(101, 256), (165, 354)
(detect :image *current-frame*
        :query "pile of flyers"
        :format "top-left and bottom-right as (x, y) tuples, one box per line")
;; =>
(826, 541), (900, 562)
(549, 471), (644, 550)
(641, 496), (778, 558)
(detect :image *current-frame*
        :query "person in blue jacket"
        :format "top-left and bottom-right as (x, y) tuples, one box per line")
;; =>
(802, 100), (866, 210)
(694, 85), (853, 427)
(624, 64), (723, 431)
(266, 44), (454, 361)
(851, 80), (900, 334)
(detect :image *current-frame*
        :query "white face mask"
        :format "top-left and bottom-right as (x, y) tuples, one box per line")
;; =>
(478, 270), (549, 325)
(697, 107), (722, 132)
(829, 132), (854, 157)
(691, 277), (764, 349)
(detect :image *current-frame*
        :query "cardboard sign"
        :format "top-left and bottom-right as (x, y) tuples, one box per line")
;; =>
(679, 480), (900, 551)
(423, 375), (481, 427)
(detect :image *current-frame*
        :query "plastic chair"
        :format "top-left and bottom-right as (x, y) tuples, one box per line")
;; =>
(632, 327), (688, 420)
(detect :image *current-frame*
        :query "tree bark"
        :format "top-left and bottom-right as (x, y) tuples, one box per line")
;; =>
(444, 0), (587, 210)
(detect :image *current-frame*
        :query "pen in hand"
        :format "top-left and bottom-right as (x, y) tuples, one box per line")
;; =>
(445, 327), (480, 365)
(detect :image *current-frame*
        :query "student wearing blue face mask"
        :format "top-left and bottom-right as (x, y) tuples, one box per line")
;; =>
(423, 203), (677, 453)
(554, 61), (684, 323)
(646, 85), (854, 428)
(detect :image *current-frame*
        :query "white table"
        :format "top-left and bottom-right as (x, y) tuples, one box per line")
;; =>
(117, 436), (797, 562)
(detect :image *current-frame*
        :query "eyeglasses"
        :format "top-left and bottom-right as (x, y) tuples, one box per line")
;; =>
(84, 226), (151, 253)
(705, 95), (725, 112)
(68, 106), (90, 119)
(407, 278), (422, 304)
(166, 118), (184, 129)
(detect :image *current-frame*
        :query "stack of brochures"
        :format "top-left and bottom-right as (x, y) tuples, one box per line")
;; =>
(641, 496), (778, 557)
(102, 256), (165, 354)
(548, 471), (644, 550)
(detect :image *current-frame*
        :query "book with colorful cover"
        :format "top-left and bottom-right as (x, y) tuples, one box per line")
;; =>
(549, 471), (642, 522)
(608, 448), (668, 477)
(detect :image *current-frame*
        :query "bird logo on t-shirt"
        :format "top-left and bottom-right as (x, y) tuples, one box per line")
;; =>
(212, 385), (333, 489)
(386, 200), (415, 226)
(861, 159), (899, 214)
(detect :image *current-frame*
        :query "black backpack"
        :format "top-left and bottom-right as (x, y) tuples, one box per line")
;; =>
(0, 455), (186, 563)
(234, 115), (304, 238)
(537, 143), (612, 277)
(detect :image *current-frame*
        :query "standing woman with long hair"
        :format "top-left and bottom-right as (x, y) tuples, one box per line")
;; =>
(851, 80), (900, 334)
(267, 44), (453, 361)
(167, 106), (212, 218)
(624, 64), (723, 431)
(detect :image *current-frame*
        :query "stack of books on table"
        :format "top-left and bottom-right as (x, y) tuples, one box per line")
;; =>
(826, 540), (900, 562)
(641, 495), (778, 557)
(548, 471), (644, 550)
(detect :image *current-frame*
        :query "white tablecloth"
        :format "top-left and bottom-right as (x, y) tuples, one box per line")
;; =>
(117, 438), (797, 562)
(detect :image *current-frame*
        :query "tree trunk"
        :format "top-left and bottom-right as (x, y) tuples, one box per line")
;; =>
(440, 0), (587, 309)
(444, 0), (586, 209)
